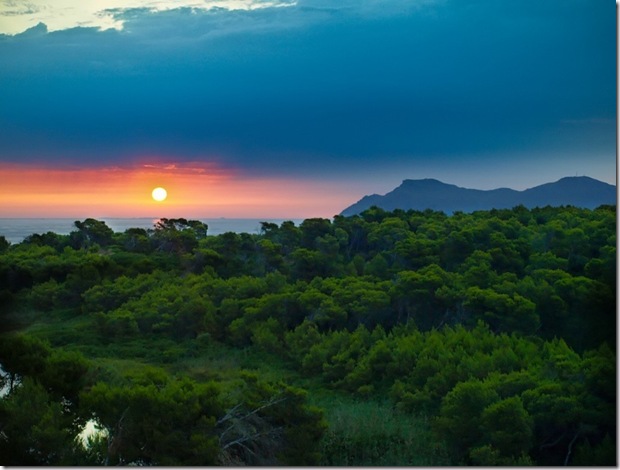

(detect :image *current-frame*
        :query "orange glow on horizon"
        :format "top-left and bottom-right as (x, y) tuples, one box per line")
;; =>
(0, 161), (357, 219)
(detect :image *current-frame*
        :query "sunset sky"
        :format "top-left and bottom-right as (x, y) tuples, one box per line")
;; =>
(0, 0), (616, 218)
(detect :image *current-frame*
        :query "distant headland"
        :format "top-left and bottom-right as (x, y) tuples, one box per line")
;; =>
(341, 176), (616, 216)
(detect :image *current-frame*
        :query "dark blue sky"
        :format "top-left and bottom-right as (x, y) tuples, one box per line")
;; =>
(0, 0), (616, 196)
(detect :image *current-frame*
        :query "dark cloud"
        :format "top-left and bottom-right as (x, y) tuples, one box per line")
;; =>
(0, 0), (615, 185)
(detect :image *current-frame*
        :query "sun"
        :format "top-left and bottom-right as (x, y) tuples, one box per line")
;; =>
(152, 187), (167, 202)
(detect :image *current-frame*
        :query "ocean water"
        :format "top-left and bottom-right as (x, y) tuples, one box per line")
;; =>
(0, 218), (305, 245)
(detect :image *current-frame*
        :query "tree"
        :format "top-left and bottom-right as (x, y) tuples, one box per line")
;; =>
(434, 379), (499, 462)
(0, 378), (84, 465)
(119, 228), (151, 253)
(480, 396), (533, 457)
(0, 235), (10, 253)
(464, 286), (539, 335)
(299, 218), (333, 249)
(0, 334), (50, 393)
(73, 219), (114, 248)
(289, 248), (331, 280)
(151, 218), (207, 253)
(390, 264), (455, 329)
(80, 379), (222, 465)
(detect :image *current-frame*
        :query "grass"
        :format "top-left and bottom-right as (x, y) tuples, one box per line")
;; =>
(23, 311), (96, 347)
(315, 398), (450, 466)
(176, 342), (299, 385)
(17, 306), (452, 465)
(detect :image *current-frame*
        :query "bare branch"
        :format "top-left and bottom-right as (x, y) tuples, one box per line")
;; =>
(216, 403), (244, 426)
(218, 395), (287, 442)
(222, 426), (285, 451)
(564, 430), (581, 466)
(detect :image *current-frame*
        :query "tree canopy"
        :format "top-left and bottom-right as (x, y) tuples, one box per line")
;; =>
(0, 204), (615, 465)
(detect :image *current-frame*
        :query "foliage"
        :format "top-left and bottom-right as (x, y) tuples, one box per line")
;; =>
(0, 206), (615, 465)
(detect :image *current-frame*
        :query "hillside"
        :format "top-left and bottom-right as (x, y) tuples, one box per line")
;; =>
(0, 207), (616, 466)
(341, 176), (616, 215)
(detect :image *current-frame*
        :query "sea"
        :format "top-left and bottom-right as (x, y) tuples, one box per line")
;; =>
(0, 218), (306, 245)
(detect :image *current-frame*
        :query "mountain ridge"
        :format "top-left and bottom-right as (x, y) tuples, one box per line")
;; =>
(340, 176), (616, 216)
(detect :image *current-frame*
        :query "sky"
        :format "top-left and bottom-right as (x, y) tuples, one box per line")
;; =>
(0, 0), (616, 218)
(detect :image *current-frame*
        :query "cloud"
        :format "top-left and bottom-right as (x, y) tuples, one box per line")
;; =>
(0, 0), (441, 41)
(0, 0), (615, 189)
(0, 0), (297, 35)
(0, 1), (41, 16)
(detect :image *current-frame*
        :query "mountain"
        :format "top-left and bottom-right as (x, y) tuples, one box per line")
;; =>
(340, 176), (616, 216)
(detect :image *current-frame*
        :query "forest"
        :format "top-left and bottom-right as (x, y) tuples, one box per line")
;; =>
(0, 204), (615, 465)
